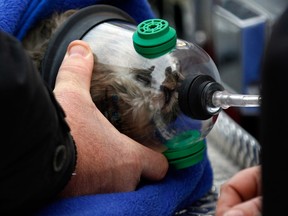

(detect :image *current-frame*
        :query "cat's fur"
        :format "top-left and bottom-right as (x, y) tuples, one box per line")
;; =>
(22, 10), (182, 151)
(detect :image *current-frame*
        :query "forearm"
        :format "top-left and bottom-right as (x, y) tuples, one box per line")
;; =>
(0, 31), (76, 214)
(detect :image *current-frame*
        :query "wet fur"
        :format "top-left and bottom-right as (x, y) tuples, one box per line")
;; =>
(22, 10), (182, 151)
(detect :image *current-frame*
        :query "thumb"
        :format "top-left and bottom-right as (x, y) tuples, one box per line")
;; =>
(54, 40), (94, 94)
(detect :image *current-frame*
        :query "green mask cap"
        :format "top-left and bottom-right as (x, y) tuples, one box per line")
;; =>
(133, 19), (177, 58)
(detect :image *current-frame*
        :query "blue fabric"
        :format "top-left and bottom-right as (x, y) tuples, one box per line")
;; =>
(0, 0), (214, 215)
(36, 153), (213, 216)
(0, 0), (155, 40)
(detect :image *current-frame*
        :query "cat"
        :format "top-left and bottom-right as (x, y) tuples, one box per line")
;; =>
(22, 10), (184, 152)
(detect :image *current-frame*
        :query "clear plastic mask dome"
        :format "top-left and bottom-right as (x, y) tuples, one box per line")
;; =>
(81, 19), (222, 168)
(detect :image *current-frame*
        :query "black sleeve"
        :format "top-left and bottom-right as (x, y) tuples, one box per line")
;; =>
(260, 6), (288, 216)
(0, 31), (77, 215)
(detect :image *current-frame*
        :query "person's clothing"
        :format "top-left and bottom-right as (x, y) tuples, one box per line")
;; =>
(0, 30), (76, 215)
(0, 0), (214, 215)
(260, 6), (288, 216)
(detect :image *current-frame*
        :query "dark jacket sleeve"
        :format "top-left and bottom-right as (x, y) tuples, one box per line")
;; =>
(0, 30), (77, 215)
(260, 6), (288, 216)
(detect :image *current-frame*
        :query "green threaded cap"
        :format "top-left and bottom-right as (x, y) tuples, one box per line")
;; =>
(132, 19), (177, 58)
(163, 130), (205, 169)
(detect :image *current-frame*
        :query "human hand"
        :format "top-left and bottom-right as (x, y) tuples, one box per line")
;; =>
(53, 40), (169, 197)
(215, 165), (262, 216)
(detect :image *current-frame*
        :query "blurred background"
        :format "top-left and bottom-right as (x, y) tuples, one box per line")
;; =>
(148, 0), (288, 142)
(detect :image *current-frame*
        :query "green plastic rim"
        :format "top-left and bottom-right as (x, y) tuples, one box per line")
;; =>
(168, 147), (206, 169)
(162, 130), (205, 169)
(163, 139), (205, 160)
(165, 130), (201, 150)
(132, 19), (177, 58)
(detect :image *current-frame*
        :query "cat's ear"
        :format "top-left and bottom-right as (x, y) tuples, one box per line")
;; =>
(148, 66), (155, 72)
(165, 66), (172, 75)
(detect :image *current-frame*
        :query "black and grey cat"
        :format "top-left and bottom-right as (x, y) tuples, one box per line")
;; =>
(22, 10), (183, 152)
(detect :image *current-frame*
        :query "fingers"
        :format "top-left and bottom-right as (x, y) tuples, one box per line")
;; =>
(54, 40), (94, 95)
(120, 134), (168, 181)
(219, 197), (262, 216)
(52, 40), (169, 194)
(137, 143), (169, 181)
(220, 166), (261, 203)
(216, 165), (262, 216)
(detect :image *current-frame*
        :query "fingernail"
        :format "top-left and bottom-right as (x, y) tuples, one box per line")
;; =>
(68, 44), (89, 57)
(223, 209), (244, 216)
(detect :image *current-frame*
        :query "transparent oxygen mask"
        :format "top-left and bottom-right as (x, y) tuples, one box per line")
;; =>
(42, 5), (260, 169)
(81, 18), (260, 169)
